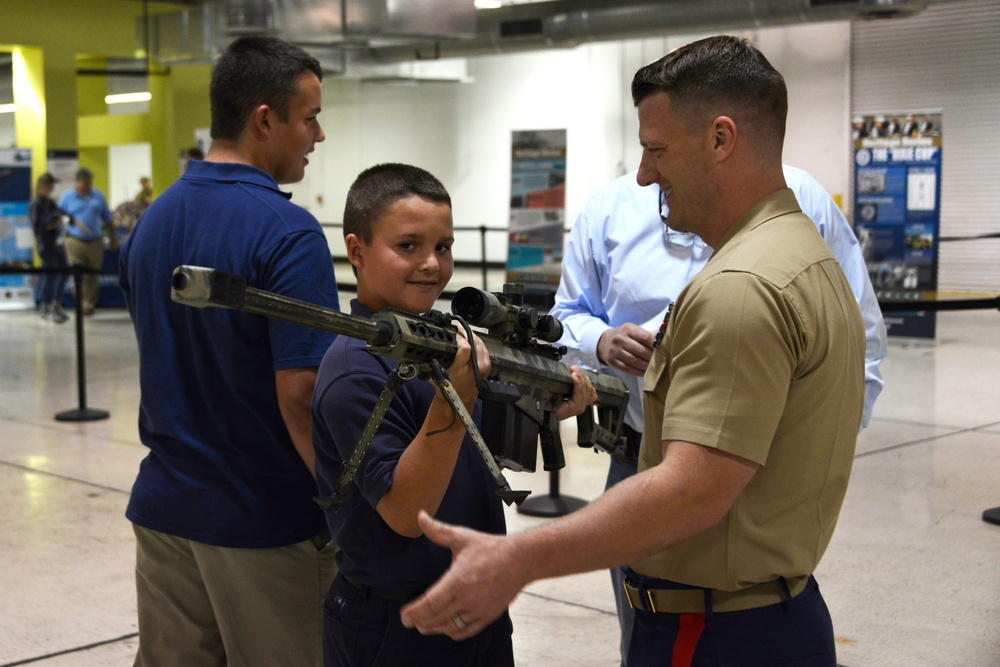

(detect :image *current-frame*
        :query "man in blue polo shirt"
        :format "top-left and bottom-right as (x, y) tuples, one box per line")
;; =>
(119, 36), (339, 666)
(59, 167), (112, 315)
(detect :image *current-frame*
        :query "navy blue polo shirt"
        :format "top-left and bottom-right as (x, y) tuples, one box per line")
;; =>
(313, 300), (507, 589)
(120, 160), (339, 548)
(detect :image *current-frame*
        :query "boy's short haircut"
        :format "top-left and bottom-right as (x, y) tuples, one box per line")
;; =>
(343, 163), (452, 244)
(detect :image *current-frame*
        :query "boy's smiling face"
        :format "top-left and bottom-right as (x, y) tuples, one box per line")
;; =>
(347, 194), (455, 314)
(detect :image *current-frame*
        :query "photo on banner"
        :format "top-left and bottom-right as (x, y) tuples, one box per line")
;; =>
(506, 129), (566, 312)
(852, 110), (942, 339)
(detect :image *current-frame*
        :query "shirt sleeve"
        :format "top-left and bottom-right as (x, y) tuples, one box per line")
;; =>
(660, 272), (799, 464)
(259, 230), (341, 370)
(314, 357), (423, 511)
(550, 207), (611, 371)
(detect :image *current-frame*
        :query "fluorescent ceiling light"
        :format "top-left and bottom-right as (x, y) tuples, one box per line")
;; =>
(0, 103), (17, 114)
(474, 0), (503, 8)
(105, 92), (151, 105)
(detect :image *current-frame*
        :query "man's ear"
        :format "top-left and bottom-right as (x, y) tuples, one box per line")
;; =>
(251, 104), (271, 137)
(345, 233), (364, 271)
(710, 116), (737, 162)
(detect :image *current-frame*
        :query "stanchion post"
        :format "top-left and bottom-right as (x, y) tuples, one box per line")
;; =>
(55, 264), (110, 422)
(479, 225), (488, 291)
(516, 467), (587, 518)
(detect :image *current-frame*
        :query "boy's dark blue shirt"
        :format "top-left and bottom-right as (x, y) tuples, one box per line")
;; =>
(313, 300), (507, 589)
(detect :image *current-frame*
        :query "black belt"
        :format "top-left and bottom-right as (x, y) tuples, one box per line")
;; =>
(340, 574), (426, 604)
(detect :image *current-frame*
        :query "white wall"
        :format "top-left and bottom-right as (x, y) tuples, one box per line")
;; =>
(290, 21), (852, 263)
(109, 142), (152, 207)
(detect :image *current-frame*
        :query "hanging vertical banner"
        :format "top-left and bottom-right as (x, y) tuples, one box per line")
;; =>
(507, 129), (566, 310)
(852, 110), (942, 339)
(0, 148), (35, 310)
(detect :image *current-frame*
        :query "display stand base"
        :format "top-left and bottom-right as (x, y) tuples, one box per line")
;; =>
(55, 408), (110, 422)
(517, 493), (587, 518)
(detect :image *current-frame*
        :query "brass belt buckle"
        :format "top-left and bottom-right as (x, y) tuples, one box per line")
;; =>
(622, 580), (641, 610)
(622, 580), (659, 613)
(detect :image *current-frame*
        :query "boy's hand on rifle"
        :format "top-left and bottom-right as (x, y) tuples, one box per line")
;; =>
(555, 365), (598, 421)
(444, 327), (491, 410)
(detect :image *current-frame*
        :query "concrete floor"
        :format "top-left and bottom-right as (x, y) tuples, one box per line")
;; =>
(1, 277), (998, 666)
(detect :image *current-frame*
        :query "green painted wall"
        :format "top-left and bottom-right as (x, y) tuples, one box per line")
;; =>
(0, 0), (212, 192)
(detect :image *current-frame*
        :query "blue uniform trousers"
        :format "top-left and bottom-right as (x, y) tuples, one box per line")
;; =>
(323, 573), (515, 667)
(625, 572), (836, 667)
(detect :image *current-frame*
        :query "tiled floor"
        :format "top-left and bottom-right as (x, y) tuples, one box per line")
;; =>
(1, 279), (998, 666)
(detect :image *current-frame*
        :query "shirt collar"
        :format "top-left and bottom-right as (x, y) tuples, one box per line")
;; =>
(350, 299), (376, 318)
(183, 160), (293, 201)
(711, 188), (802, 255)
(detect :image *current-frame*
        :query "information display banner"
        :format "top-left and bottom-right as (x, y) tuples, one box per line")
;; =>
(506, 129), (566, 309)
(0, 148), (35, 310)
(852, 111), (942, 339)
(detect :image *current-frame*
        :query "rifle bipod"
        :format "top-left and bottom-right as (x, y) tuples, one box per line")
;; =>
(314, 359), (531, 513)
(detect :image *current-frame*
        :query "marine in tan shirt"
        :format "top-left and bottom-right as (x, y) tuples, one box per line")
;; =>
(400, 35), (869, 666)
(635, 187), (864, 592)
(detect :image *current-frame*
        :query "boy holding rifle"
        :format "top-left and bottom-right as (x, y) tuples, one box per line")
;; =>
(311, 162), (596, 666)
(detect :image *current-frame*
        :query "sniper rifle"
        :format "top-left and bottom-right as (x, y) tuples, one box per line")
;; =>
(170, 265), (628, 510)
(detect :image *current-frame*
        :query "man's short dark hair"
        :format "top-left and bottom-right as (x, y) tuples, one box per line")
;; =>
(210, 36), (323, 142)
(75, 167), (94, 181)
(631, 35), (788, 152)
(343, 163), (452, 244)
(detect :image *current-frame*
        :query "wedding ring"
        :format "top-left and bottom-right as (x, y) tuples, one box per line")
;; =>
(452, 614), (467, 630)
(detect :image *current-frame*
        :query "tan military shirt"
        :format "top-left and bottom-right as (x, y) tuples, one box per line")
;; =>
(632, 188), (865, 591)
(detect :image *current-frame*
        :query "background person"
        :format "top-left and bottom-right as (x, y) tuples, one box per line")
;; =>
(550, 165), (887, 664)
(58, 167), (113, 316)
(29, 172), (70, 323)
(119, 35), (338, 666)
(401, 35), (866, 667)
(112, 176), (153, 243)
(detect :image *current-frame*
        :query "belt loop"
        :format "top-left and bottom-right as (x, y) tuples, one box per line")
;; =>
(702, 588), (714, 620)
(778, 576), (792, 610)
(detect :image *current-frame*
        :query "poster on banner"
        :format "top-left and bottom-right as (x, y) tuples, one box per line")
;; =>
(852, 110), (942, 339)
(0, 148), (35, 310)
(506, 129), (566, 311)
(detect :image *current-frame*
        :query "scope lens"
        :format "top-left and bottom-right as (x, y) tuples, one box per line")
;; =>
(452, 287), (507, 327)
(535, 315), (564, 343)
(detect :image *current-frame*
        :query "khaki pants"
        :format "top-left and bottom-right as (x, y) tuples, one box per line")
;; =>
(64, 236), (104, 311)
(133, 524), (337, 667)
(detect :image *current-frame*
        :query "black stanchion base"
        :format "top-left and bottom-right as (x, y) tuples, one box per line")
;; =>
(983, 507), (1000, 526)
(517, 493), (587, 518)
(55, 408), (111, 422)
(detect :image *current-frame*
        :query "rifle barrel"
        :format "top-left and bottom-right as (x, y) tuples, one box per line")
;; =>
(170, 265), (389, 345)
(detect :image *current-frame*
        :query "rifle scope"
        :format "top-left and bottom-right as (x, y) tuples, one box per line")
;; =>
(452, 285), (563, 344)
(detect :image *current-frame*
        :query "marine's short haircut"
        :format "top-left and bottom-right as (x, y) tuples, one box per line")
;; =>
(209, 36), (323, 142)
(343, 163), (452, 244)
(631, 35), (788, 151)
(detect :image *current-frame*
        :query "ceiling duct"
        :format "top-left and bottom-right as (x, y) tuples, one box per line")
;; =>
(359, 0), (932, 63)
(151, 0), (476, 64)
(149, 0), (938, 78)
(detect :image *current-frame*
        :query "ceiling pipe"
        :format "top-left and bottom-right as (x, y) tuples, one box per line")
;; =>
(359, 0), (929, 64)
